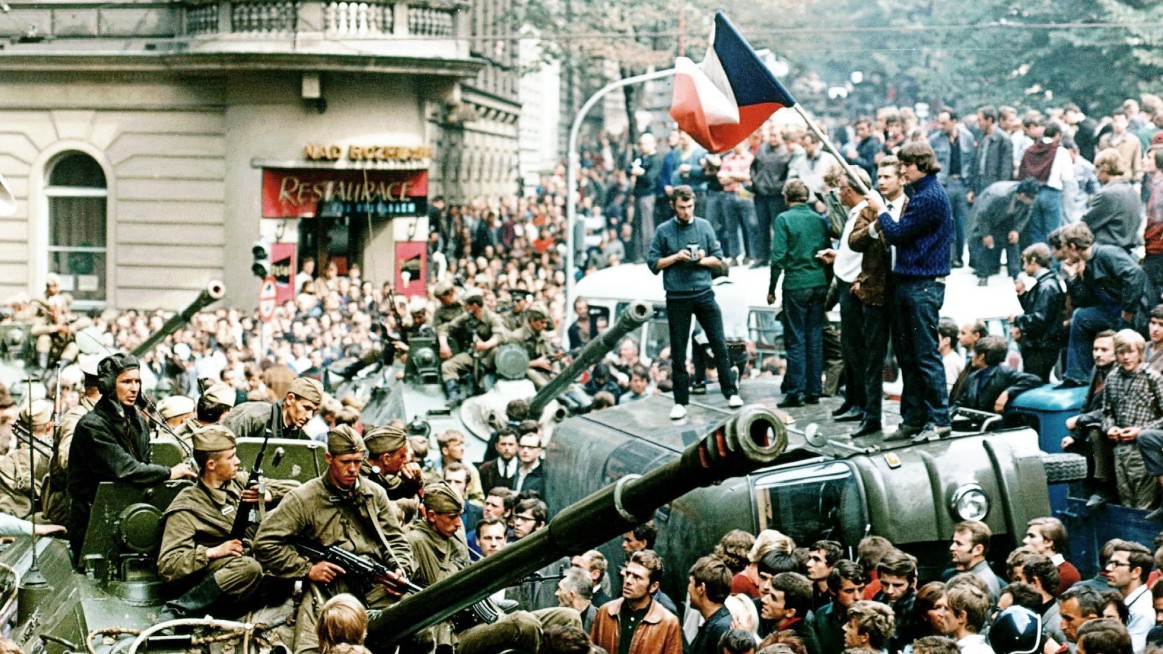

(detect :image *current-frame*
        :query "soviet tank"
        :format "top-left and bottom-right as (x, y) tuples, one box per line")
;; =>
(0, 281), (237, 654)
(347, 300), (652, 463)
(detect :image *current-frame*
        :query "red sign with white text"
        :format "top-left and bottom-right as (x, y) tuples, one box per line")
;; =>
(394, 242), (427, 299)
(262, 169), (429, 219)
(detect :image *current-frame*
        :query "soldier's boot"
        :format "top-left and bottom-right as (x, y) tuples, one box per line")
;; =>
(443, 379), (462, 406)
(156, 575), (224, 629)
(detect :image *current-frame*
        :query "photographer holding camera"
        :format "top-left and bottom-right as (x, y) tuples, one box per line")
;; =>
(647, 185), (744, 420)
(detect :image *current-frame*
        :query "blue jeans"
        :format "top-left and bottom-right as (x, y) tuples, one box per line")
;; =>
(705, 190), (734, 259)
(667, 289), (736, 406)
(945, 178), (970, 263)
(782, 285), (826, 398)
(1023, 187), (1062, 249)
(722, 192), (757, 260)
(753, 195), (786, 262)
(891, 276), (950, 427)
(1064, 304), (1123, 383)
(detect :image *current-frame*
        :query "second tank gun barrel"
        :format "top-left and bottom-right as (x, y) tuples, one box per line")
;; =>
(131, 280), (225, 358)
(528, 299), (652, 417)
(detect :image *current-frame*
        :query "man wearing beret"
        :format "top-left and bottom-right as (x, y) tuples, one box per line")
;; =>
(378, 481), (581, 654)
(363, 423), (423, 501)
(168, 382), (237, 450)
(0, 399), (54, 519)
(433, 281), (464, 331)
(69, 353), (197, 558)
(437, 289), (508, 405)
(223, 376), (322, 441)
(43, 353), (101, 525)
(254, 425), (413, 654)
(503, 288), (531, 332)
(157, 425), (298, 623)
(504, 303), (559, 389)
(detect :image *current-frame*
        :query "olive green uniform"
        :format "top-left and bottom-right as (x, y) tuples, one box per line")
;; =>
(223, 401), (309, 441)
(361, 461), (422, 501)
(504, 325), (556, 388)
(438, 308), (507, 383)
(253, 476), (413, 654)
(434, 301), (465, 333)
(43, 395), (96, 525)
(404, 520), (580, 654)
(0, 442), (49, 519)
(158, 472), (298, 598)
(502, 309), (526, 332)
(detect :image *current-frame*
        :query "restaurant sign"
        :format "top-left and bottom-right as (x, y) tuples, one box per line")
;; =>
(262, 169), (428, 219)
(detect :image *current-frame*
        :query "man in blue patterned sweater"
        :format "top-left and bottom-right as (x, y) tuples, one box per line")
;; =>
(865, 142), (955, 441)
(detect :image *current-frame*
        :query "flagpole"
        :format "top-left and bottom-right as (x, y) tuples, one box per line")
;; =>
(564, 67), (676, 337)
(792, 104), (873, 196)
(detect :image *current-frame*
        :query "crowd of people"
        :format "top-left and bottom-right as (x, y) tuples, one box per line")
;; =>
(1, 90), (1163, 654)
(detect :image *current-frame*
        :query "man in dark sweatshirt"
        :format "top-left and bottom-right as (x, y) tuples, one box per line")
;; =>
(647, 184), (743, 420)
(865, 141), (955, 441)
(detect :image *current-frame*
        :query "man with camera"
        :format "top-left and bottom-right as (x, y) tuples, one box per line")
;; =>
(647, 185), (743, 420)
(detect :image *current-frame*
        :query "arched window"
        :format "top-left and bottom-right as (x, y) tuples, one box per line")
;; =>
(45, 152), (107, 307)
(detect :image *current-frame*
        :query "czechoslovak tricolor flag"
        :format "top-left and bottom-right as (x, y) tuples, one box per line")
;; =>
(669, 12), (797, 153)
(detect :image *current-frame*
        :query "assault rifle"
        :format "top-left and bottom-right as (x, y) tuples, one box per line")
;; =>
(291, 538), (503, 632)
(230, 424), (273, 539)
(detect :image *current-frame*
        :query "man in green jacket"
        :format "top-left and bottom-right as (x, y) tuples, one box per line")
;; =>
(768, 178), (831, 407)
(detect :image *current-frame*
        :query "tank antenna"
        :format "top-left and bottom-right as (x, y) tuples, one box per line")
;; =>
(24, 377), (45, 585)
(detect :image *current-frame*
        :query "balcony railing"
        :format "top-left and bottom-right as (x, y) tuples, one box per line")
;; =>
(324, 2), (393, 36)
(179, 1), (463, 39)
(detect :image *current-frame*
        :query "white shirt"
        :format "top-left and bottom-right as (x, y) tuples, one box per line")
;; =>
(1124, 583), (1153, 654)
(1045, 142), (1076, 191)
(943, 350), (965, 391)
(957, 633), (993, 654)
(834, 201), (866, 283)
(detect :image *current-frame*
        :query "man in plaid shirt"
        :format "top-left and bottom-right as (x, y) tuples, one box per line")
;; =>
(1104, 329), (1163, 511)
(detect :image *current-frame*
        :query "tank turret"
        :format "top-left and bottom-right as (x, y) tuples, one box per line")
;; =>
(130, 280), (226, 358)
(527, 300), (652, 417)
(367, 404), (787, 648)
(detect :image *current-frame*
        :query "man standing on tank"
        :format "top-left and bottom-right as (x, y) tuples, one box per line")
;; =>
(865, 142), (955, 440)
(647, 184), (744, 420)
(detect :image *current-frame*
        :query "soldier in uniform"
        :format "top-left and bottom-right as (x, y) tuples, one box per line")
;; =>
(504, 303), (558, 388)
(43, 353), (101, 525)
(156, 395), (195, 432)
(157, 425), (299, 622)
(30, 274), (87, 369)
(391, 481), (580, 654)
(223, 376), (323, 441)
(68, 353), (197, 557)
(437, 288), (507, 405)
(503, 288), (531, 332)
(433, 281), (464, 332)
(168, 382), (237, 449)
(0, 399), (53, 519)
(253, 425), (413, 654)
(363, 423), (423, 501)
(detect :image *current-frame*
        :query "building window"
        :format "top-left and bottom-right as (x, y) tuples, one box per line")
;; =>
(45, 152), (107, 308)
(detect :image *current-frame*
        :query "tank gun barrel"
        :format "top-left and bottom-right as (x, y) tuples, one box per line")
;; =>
(130, 280), (225, 358)
(528, 300), (652, 417)
(367, 405), (787, 647)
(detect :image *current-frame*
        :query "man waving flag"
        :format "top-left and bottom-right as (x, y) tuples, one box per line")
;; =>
(669, 12), (797, 154)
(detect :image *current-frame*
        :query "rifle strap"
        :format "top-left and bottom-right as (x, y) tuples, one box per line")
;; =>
(359, 492), (410, 575)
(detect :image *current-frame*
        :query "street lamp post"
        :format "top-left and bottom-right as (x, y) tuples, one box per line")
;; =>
(564, 67), (676, 331)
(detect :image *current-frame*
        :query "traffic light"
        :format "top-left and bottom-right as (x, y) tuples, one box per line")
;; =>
(251, 239), (271, 278)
